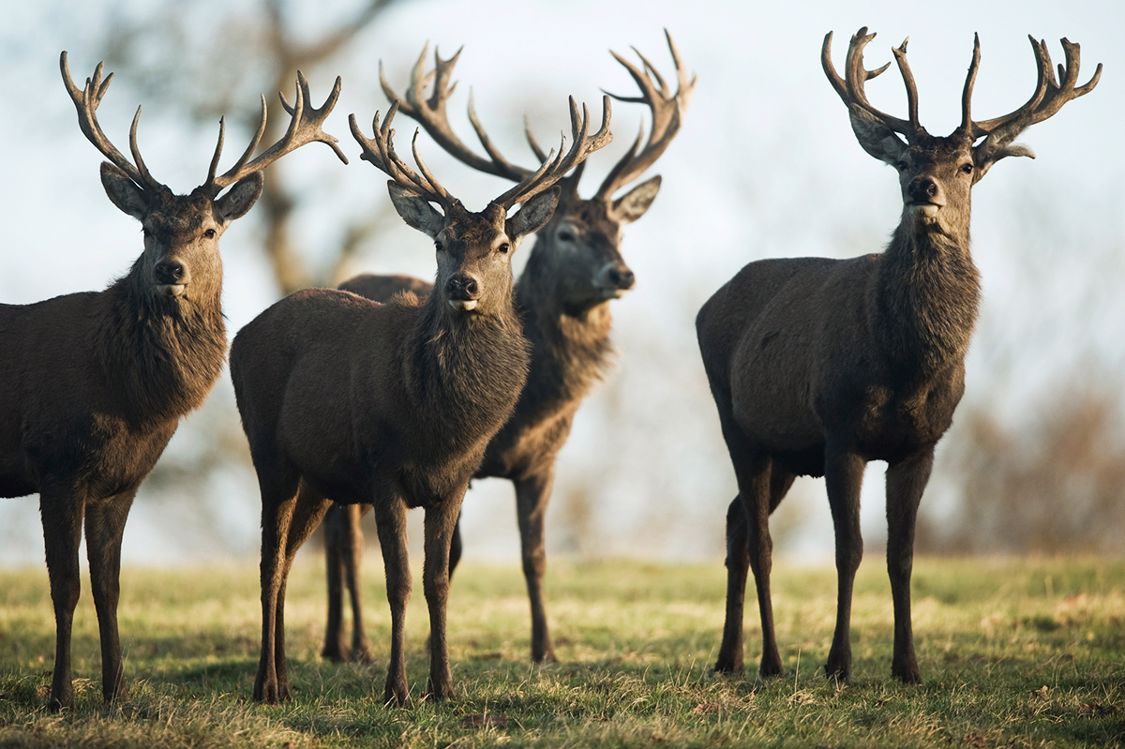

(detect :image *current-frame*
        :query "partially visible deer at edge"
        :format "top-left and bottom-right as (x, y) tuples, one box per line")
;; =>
(0, 53), (346, 711)
(320, 32), (694, 665)
(230, 92), (612, 704)
(696, 28), (1100, 683)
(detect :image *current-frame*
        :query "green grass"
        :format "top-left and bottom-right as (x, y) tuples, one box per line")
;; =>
(1, 557), (1122, 748)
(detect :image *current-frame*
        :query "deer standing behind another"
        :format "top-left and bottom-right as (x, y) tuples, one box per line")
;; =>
(230, 90), (611, 704)
(319, 33), (693, 665)
(697, 28), (1100, 683)
(0, 53), (346, 711)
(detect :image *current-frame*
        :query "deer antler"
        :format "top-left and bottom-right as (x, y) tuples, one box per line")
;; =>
(204, 71), (349, 193)
(967, 36), (1101, 156)
(822, 27), (924, 139)
(350, 93), (612, 212)
(349, 102), (457, 209)
(379, 45), (536, 182)
(594, 29), (696, 200)
(60, 51), (165, 192)
(492, 95), (612, 209)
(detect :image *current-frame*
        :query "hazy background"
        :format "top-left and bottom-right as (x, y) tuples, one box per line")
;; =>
(1, 0), (1122, 567)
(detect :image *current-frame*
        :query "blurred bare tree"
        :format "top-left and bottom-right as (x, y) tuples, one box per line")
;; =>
(103, 0), (401, 293)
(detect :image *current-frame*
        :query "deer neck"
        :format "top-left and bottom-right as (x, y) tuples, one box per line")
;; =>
(405, 292), (530, 444)
(97, 257), (228, 427)
(515, 250), (615, 410)
(874, 219), (981, 382)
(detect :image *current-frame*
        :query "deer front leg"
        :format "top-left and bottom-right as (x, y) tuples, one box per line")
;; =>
(273, 485), (332, 700)
(372, 497), (411, 706)
(40, 486), (86, 711)
(253, 485), (297, 704)
(514, 468), (556, 663)
(84, 488), (137, 705)
(885, 448), (934, 684)
(423, 486), (468, 700)
(824, 444), (865, 682)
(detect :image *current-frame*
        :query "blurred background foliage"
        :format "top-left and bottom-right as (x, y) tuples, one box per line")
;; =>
(1, 0), (1122, 564)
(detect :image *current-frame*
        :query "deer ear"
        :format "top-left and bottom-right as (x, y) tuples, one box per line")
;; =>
(972, 138), (1036, 182)
(848, 107), (908, 166)
(100, 162), (148, 220)
(507, 187), (560, 239)
(215, 173), (264, 222)
(611, 175), (662, 224)
(388, 182), (444, 238)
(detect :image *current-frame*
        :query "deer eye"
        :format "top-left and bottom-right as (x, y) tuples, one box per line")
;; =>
(434, 240), (444, 252)
(894, 160), (909, 171)
(203, 228), (217, 239)
(497, 242), (511, 254)
(558, 230), (575, 242)
(960, 163), (974, 175)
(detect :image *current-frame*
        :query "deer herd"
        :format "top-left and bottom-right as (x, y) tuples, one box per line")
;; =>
(0, 27), (1100, 710)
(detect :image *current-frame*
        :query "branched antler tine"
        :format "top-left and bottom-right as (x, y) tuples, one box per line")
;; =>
(609, 49), (658, 106)
(632, 45), (669, 96)
(524, 114), (549, 162)
(664, 28), (695, 95)
(410, 128), (452, 201)
(892, 38), (921, 132)
(960, 33), (981, 132)
(825, 28), (914, 136)
(221, 95), (268, 182)
(206, 117), (226, 185)
(128, 106), (159, 189)
(597, 122), (645, 198)
(430, 46), (462, 107)
(465, 91), (532, 179)
(821, 31), (849, 100)
(59, 52), (146, 186)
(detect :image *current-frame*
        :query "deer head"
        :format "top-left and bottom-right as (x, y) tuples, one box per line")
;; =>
(823, 28), (1101, 238)
(380, 32), (692, 313)
(61, 52), (347, 307)
(349, 96), (612, 318)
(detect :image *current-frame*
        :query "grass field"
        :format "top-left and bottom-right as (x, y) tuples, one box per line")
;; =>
(0, 556), (1122, 747)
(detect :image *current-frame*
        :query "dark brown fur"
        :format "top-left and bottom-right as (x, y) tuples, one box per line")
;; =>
(0, 179), (256, 710)
(320, 181), (661, 665)
(231, 191), (564, 705)
(699, 28), (1099, 685)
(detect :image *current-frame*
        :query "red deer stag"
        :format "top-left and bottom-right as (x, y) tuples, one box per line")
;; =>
(0, 53), (345, 710)
(319, 33), (693, 665)
(229, 91), (612, 704)
(697, 28), (1100, 683)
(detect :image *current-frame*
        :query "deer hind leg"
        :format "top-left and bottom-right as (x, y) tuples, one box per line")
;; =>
(40, 485), (86, 711)
(321, 503), (349, 662)
(824, 443), (866, 682)
(372, 495), (411, 706)
(515, 468), (557, 664)
(253, 468), (299, 704)
(341, 504), (374, 662)
(885, 448), (933, 684)
(741, 454), (786, 677)
(423, 485), (468, 701)
(84, 488), (137, 705)
(715, 495), (750, 673)
(272, 483), (332, 700)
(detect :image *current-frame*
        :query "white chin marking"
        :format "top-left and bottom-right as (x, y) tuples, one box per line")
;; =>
(448, 299), (478, 312)
(920, 205), (940, 218)
(157, 284), (186, 298)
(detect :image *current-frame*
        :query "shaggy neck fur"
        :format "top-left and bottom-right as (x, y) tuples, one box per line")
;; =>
(96, 256), (228, 427)
(404, 290), (530, 452)
(875, 218), (981, 382)
(515, 246), (615, 415)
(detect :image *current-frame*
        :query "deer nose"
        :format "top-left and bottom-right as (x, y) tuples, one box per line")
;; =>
(909, 177), (940, 203)
(445, 273), (480, 301)
(607, 264), (635, 290)
(153, 260), (186, 285)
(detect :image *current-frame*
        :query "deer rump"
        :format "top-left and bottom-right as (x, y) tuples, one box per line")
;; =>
(696, 254), (968, 478)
